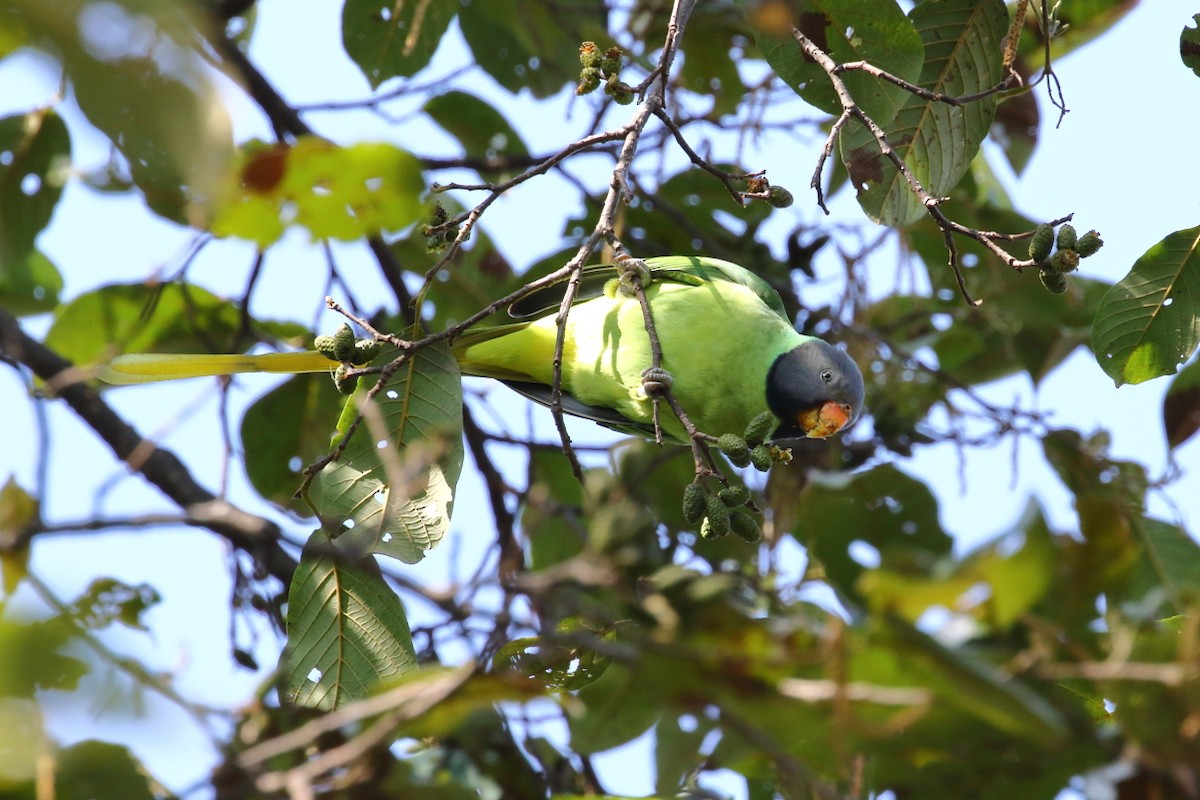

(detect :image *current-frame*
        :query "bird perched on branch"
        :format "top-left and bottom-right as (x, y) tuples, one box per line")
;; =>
(101, 256), (864, 443)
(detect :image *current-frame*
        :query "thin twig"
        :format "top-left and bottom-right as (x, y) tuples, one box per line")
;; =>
(792, 27), (1070, 304)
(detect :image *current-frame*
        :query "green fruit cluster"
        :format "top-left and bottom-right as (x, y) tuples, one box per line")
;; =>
(577, 41), (632, 104)
(314, 323), (387, 394)
(681, 480), (762, 544)
(1027, 222), (1104, 295)
(420, 202), (458, 253)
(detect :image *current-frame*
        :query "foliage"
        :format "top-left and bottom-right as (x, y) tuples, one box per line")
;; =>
(2, 0), (1200, 799)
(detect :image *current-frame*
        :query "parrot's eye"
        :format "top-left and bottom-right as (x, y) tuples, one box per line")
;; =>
(820, 369), (834, 383)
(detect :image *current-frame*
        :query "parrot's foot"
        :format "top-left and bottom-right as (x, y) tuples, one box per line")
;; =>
(640, 366), (674, 396)
(616, 257), (652, 296)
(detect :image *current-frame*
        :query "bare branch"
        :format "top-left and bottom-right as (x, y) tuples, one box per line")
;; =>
(0, 308), (296, 586)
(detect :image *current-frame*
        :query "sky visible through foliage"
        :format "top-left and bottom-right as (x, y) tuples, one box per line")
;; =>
(2, 1), (1200, 797)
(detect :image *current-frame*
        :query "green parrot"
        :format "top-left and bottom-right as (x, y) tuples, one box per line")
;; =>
(100, 256), (864, 442)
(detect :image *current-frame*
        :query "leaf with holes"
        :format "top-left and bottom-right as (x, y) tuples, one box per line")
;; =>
(458, 0), (609, 98)
(342, 0), (458, 88)
(0, 110), (68, 315)
(310, 341), (463, 564)
(746, 0), (924, 125)
(242, 374), (346, 515)
(281, 530), (418, 709)
(424, 91), (530, 182)
(839, 0), (1007, 227)
(793, 464), (953, 599)
(1092, 226), (1200, 386)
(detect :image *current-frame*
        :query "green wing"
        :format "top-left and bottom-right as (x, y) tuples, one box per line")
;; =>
(507, 255), (789, 322)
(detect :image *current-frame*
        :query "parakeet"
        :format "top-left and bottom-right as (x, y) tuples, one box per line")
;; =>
(100, 256), (864, 443)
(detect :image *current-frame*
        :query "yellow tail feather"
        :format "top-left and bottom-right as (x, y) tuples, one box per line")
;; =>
(100, 351), (336, 385)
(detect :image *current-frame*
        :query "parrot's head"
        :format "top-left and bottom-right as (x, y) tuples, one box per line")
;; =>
(766, 340), (864, 441)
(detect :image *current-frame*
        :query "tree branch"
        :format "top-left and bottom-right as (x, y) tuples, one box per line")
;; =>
(0, 308), (296, 586)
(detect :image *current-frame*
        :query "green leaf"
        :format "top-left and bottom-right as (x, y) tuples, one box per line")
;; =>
(523, 449), (587, 572)
(0, 249), (63, 316)
(0, 477), (37, 593)
(424, 91), (530, 181)
(242, 374), (346, 515)
(459, 0), (609, 99)
(878, 616), (1069, 746)
(1092, 226), (1200, 385)
(281, 530), (418, 709)
(1163, 356), (1200, 450)
(72, 57), (231, 222)
(493, 618), (613, 690)
(0, 698), (45, 785)
(568, 662), (662, 754)
(1183, 14), (1200, 78)
(746, 0), (924, 124)
(55, 740), (158, 800)
(857, 510), (1056, 630)
(0, 110), (69, 260)
(840, 0), (1007, 227)
(1124, 517), (1200, 616)
(342, 0), (458, 88)
(674, 6), (747, 119)
(45, 283), (249, 373)
(310, 341), (463, 564)
(8, 1), (233, 223)
(654, 714), (712, 797)
(794, 464), (953, 599)
(0, 109), (68, 316)
(991, 88), (1039, 175)
(211, 138), (427, 246)
(0, 616), (87, 697)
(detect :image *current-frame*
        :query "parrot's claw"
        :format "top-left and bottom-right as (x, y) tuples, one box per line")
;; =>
(616, 257), (653, 296)
(640, 366), (674, 396)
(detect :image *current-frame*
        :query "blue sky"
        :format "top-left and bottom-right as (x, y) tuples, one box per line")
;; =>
(2, 2), (1199, 797)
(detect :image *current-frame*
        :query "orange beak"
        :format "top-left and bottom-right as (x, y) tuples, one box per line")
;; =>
(796, 401), (853, 439)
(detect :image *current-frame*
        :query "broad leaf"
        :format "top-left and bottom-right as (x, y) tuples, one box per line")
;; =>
(1124, 517), (1200, 615)
(0, 110), (68, 316)
(459, 0), (609, 99)
(281, 529), (417, 709)
(44, 282), (309, 376)
(568, 662), (662, 754)
(493, 618), (613, 691)
(0, 110), (68, 260)
(424, 91), (530, 181)
(0, 617), (87, 697)
(46, 283), (242, 372)
(310, 341), (463, 564)
(342, 0), (458, 88)
(0, 250), (62, 317)
(55, 741), (158, 800)
(0, 698), (45, 785)
(523, 449), (587, 572)
(8, 0), (232, 223)
(793, 464), (953, 599)
(747, 0), (924, 125)
(840, 0), (1007, 226)
(1184, 14), (1200, 79)
(1163, 356), (1200, 450)
(878, 616), (1069, 746)
(211, 138), (426, 246)
(242, 374), (346, 515)
(858, 503), (1056, 629)
(1092, 226), (1200, 385)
